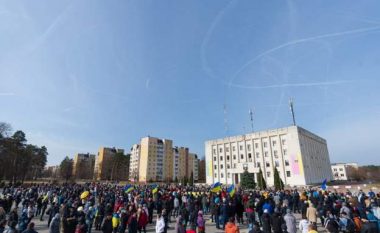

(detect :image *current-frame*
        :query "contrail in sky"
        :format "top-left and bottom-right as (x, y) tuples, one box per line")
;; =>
(228, 25), (380, 87)
(227, 80), (355, 90)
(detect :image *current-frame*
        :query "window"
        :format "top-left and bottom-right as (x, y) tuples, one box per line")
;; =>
(272, 141), (277, 146)
(255, 143), (259, 148)
(267, 172), (271, 177)
(239, 145), (243, 150)
(220, 156), (223, 161)
(247, 144), (251, 151)
(264, 151), (268, 157)
(219, 148), (223, 153)
(213, 157), (216, 161)
(233, 164), (236, 168)
(286, 171), (291, 177)
(248, 153), (252, 159)
(339, 168), (343, 171)
(240, 154), (244, 159)
(226, 156), (230, 161)
(274, 150), (278, 158)
(263, 142), (267, 148)
(221, 173), (224, 178)
(214, 173), (217, 178)
(282, 139), (286, 145)
(256, 152), (260, 158)
(340, 174), (344, 177)
(227, 173), (230, 178)
(266, 162), (270, 167)
(220, 164), (223, 169)
(213, 149), (216, 155)
(226, 147), (229, 152)
(257, 162), (260, 167)
(227, 164), (230, 169)
(283, 149), (287, 156)
(214, 165), (217, 170)
(285, 160), (289, 166)
(275, 161), (280, 167)
(233, 155), (236, 160)
(232, 146), (236, 152)
(333, 168), (337, 172)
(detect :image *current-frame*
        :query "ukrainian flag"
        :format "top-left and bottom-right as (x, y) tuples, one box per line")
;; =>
(151, 184), (158, 194)
(210, 182), (222, 193)
(124, 184), (134, 193)
(227, 184), (235, 197)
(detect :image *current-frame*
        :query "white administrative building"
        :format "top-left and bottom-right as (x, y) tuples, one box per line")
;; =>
(205, 126), (333, 186)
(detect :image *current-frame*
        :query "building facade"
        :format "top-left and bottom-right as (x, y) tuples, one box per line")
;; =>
(331, 163), (358, 181)
(130, 137), (198, 183)
(94, 147), (127, 180)
(72, 153), (95, 179)
(205, 126), (333, 186)
(198, 159), (206, 183)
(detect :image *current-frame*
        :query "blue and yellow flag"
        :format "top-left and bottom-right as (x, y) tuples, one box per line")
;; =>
(211, 182), (222, 193)
(321, 178), (327, 191)
(124, 184), (134, 193)
(151, 184), (158, 194)
(227, 184), (235, 197)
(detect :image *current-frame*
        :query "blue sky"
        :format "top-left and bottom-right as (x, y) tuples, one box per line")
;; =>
(1, 1), (380, 165)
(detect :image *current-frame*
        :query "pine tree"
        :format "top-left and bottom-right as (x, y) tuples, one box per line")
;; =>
(273, 167), (284, 190)
(240, 170), (256, 189)
(257, 169), (267, 190)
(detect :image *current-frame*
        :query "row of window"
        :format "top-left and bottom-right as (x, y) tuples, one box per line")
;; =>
(214, 170), (292, 179)
(213, 139), (287, 155)
(214, 159), (291, 171)
(213, 149), (288, 162)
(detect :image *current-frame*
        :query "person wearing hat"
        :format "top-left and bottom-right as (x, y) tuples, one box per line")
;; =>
(196, 211), (205, 233)
(284, 209), (297, 233)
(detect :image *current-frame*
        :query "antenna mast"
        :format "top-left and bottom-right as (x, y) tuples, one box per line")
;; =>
(249, 108), (254, 132)
(289, 98), (296, 126)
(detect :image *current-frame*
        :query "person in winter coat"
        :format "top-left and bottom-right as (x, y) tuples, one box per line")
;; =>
(197, 211), (205, 233)
(49, 214), (61, 233)
(174, 214), (185, 233)
(224, 217), (240, 233)
(271, 210), (284, 233)
(306, 204), (317, 225)
(137, 208), (148, 233)
(18, 210), (29, 233)
(261, 209), (271, 233)
(324, 213), (339, 233)
(298, 216), (309, 233)
(127, 213), (138, 233)
(155, 214), (165, 233)
(21, 222), (38, 233)
(101, 215), (113, 233)
(284, 209), (297, 233)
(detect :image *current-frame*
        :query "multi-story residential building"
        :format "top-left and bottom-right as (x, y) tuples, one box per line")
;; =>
(130, 137), (198, 183)
(188, 153), (199, 181)
(198, 159), (206, 183)
(129, 144), (140, 181)
(94, 147), (128, 180)
(72, 153), (95, 179)
(137, 137), (173, 182)
(205, 126), (333, 186)
(331, 163), (358, 180)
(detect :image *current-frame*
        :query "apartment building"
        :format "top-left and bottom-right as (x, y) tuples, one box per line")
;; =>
(72, 153), (95, 179)
(331, 163), (358, 180)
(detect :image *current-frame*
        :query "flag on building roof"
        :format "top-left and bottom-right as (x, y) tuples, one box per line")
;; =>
(227, 184), (235, 197)
(211, 182), (222, 193)
(124, 184), (134, 193)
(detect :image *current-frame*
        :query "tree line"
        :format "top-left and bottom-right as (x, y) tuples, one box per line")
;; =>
(0, 122), (47, 183)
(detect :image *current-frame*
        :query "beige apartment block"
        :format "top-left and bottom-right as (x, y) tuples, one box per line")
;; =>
(72, 153), (95, 179)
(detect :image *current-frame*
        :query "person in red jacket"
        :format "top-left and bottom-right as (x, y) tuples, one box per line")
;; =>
(225, 217), (240, 233)
(137, 208), (148, 233)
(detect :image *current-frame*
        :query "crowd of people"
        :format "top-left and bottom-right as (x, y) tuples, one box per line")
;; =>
(0, 183), (379, 233)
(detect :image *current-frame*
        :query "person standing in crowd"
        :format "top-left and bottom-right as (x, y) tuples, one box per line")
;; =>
(101, 214), (113, 233)
(306, 203), (317, 226)
(261, 209), (271, 233)
(155, 213), (165, 233)
(299, 215), (310, 233)
(284, 209), (297, 233)
(49, 214), (60, 233)
(197, 211), (205, 233)
(224, 217), (240, 233)
(308, 224), (318, 233)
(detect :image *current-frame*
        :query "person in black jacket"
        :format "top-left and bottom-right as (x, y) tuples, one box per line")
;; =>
(261, 209), (271, 233)
(271, 210), (284, 233)
(101, 215), (113, 233)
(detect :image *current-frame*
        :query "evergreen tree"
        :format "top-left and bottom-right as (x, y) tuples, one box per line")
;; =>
(240, 170), (256, 189)
(257, 169), (267, 190)
(273, 167), (284, 190)
(60, 156), (73, 182)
